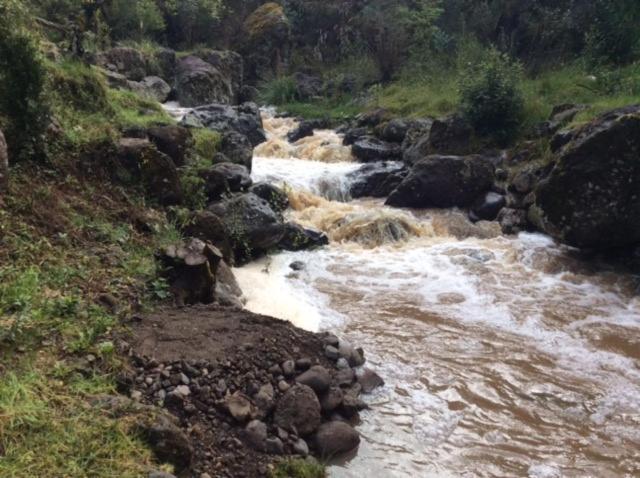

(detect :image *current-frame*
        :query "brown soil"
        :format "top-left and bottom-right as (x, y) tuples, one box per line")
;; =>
(123, 304), (341, 478)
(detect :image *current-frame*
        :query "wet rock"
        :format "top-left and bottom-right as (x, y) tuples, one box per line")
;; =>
(184, 211), (233, 264)
(216, 260), (245, 307)
(115, 138), (183, 205)
(249, 182), (289, 213)
(313, 422), (360, 459)
(147, 125), (192, 167)
(239, 85), (259, 103)
(386, 155), (494, 209)
(498, 208), (528, 235)
(203, 162), (252, 199)
(157, 238), (223, 306)
(471, 192), (506, 222)
(225, 391), (256, 423)
(220, 131), (253, 170)
(289, 261), (305, 271)
(320, 386), (344, 412)
(134, 76), (171, 103)
(244, 419), (267, 451)
(342, 127), (369, 146)
(349, 161), (408, 199)
(295, 365), (331, 394)
(208, 193), (286, 263)
(357, 108), (391, 128)
(336, 358), (350, 370)
(532, 105), (640, 249)
(357, 369), (385, 393)
(154, 48), (177, 81)
(324, 345), (339, 360)
(181, 102), (266, 147)
(403, 115), (473, 163)
(274, 384), (322, 436)
(338, 341), (365, 367)
(287, 119), (329, 143)
(335, 368), (355, 387)
(278, 223), (329, 251)
(352, 136), (402, 162)
(295, 358), (312, 370)
(175, 56), (233, 107)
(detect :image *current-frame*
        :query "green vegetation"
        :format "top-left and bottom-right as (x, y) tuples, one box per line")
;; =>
(0, 167), (181, 477)
(270, 458), (326, 478)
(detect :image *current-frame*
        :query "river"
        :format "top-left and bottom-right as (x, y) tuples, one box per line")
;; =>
(232, 113), (640, 478)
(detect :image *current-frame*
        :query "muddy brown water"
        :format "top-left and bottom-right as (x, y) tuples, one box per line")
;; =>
(162, 103), (640, 477)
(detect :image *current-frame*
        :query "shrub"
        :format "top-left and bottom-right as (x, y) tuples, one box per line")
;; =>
(0, 0), (48, 161)
(459, 49), (524, 145)
(259, 76), (297, 105)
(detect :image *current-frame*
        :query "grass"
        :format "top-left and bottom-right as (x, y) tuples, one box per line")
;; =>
(270, 458), (326, 478)
(0, 166), (181, 477)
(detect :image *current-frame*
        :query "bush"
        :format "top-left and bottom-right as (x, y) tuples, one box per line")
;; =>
(0, 0), (48, 161)
(259, 76), (297, 105)
(459, 49), (524, 145)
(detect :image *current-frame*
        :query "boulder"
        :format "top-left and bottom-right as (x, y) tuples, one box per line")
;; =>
(184, 211), (234, 264)
(352, 136), (402, 162)
(215, 260), (244, 307)
(470, 192), (506, 222)
(273, 384), (321, 436)
(380, 118), (411, 143)
(181, 103), (266, 147)
(532, 105), (640, 249)
(154, 48), (177, 81)
(157, 238), (223, 306)
(197, 50), (244, 103)
(0, 128), (7, 193)
(403, 115), (473, 164)
(201, 162), (252, 201)
(175, 56), (233, 107)
(208, 193), (286, 263)
(287, 119), (330, 143)
(115, 138), (182, 205)
(144, 414), (193, 471)
(249, 182), (289, 213)
(357, 369), (385, 393)
(279, 223), (329, 251)
(96, 47), (147, 81)
(498, 208), (528, 235)
(147, 125), (192, 167)
(295, 365), (331, 394)
(225, 391), (256, 423)
(320, 387), (344, 412)
(243, 420), (267, 451)
(132, 76), (171, 103)
(386, 155), (495, 209)
(342, 127), (369, 146)
(220, 131), (253, 170)
(349, 162), (408, 199)
(294, 72), (323, 101)
(357, 108), (391, 128)
(239, 85), (259, 103)
(313, 422), (360, 459)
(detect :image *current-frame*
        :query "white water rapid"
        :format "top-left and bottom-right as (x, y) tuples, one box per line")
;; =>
(234, 112), (640, 478)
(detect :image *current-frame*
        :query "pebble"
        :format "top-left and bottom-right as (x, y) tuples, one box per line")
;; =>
(175, 385), (191, 397)
(295, 358), (311, 370)
(278, 380), (290, 392)
(265, 437), (284, 455)
(281, 360), (296, 377)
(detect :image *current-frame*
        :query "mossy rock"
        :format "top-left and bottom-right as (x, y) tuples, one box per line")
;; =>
(244, 2), (290, 42)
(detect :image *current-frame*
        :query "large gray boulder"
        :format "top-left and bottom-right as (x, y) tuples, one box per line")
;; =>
(352, 136), (402, 162)
(273, 384), (321, 436)
(531, 105), (640, 249)
(197, 50), (244, 104)
(403, 115), (473, 163)
(128, 76), (171, 103)
(147, 125), (192, 167)
(175, 56), (233, 107)
(181, 103), (266, 147)
(96, 47), (148, 81)
(386, 155), (494, 209)
(313, 422), (360, 458)
(208, 193), (285, 263)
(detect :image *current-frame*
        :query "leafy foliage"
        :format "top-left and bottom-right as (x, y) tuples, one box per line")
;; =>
(459, 49), (524, 144)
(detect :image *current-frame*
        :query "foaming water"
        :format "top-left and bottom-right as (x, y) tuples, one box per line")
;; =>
(237, 111), (640, 477)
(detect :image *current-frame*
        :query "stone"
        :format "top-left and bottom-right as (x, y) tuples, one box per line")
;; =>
(349, 161), (408, 199)
(342, 127), (369, 146)
(144, 414), (193, 471)
(336, 358), (350, 370)
(196, 50), (244, 103)
(282, 360), (296, 377)
(357, 369), (385, 393)
(183, 211), (233, 264)
(278, 223), (329, 251)
(136, 76), (171, 103)
(274, 385), (322, 436)
(352, 136), (402, 162)
(265, 436), (285, 455)
(386, 155), (495, 209)
(147, 125), (192, 167)
(532, 105), (640, 249)
(154, 48), (177, 81)
(96, 47), (147, 81)
(470, 192), (506, 222)
(324, 345), (339, 360)
(498, 208), (528, 235)
(313, 422), (360, 459)
(175, 55), (233, 107)
(294, 72), (324, 101)
(181, 102), (266, 147)
(220, 131), (253, 170)
(320, 386), (344, 412)
(335, 368), (355, 387)
(202, 162), (252, 200)
(254, 383), (275, 413)
(249, 182), (289, 213)
(403, 115), (473, 162)
(244, 420), (267, 451)
(225, 391), (256, 423)
(287, 119), (329, 143)
(295, 366), (331, 394)
(215, 260), (245, 307)
(208, 193), (286, 263)
(292, 438), (309, 456)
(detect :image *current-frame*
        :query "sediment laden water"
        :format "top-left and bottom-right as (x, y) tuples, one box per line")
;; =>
(237, 112), (640, 478)
(161, 101), (640, 477)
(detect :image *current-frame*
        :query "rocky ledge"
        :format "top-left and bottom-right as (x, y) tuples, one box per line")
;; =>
(115, 305), (383, 478)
